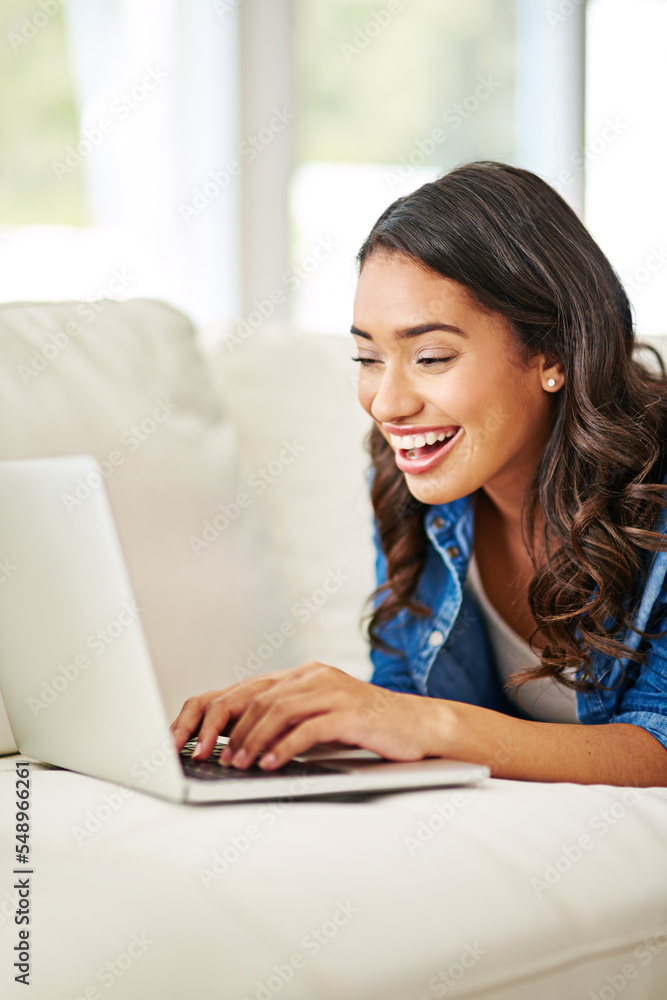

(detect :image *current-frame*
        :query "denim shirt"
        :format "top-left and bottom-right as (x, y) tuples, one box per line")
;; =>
(368, 475), (667, 752)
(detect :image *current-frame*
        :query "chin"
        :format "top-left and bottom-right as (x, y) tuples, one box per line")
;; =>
(404, 475), (460, 506)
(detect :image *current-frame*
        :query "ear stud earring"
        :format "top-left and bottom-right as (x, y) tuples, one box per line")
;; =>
(547, 378), (556, 388)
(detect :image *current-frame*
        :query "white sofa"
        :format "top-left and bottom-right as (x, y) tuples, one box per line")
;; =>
(0, 298), (666, 1000)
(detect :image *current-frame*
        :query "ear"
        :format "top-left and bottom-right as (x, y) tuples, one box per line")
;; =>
(540, 354), (565, 393)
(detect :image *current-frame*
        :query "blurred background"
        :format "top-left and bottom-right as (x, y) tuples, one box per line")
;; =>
(0, 0), (664, 341)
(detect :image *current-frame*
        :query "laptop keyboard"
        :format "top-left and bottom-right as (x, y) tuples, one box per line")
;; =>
(179, 738), (348, 781)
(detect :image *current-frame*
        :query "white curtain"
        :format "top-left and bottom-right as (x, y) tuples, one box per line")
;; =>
(62, 0), (241, 327)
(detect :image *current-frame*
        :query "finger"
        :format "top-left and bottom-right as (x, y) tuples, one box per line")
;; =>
(172, 664), (322, 750)
(221, 673), (334, 763)
(259, 714), (355, 771)
(190, 700), (236, 759)
(170, 695), (212, 750)
(195, 675), (280, 758)
(226, 690), (346, 767)
(170, 683), (257, 750)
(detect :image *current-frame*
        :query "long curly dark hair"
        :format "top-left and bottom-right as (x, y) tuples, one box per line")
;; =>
(358, 161), (667, 694)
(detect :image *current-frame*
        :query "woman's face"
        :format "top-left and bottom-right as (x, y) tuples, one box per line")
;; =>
(352, 253), (561, 510)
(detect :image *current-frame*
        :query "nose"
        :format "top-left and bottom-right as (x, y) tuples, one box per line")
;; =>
(368, 361), (424, 425)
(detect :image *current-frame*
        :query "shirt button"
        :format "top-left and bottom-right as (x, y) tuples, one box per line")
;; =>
(428, 629), (444, 646)
(432, 516), (445, 530)
(446, 545), (460, 560)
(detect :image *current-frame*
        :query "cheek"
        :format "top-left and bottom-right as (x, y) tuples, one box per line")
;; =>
(441, 368), (525, 450)
(435, 369), (496, 426)
(475, 387), (517, 444)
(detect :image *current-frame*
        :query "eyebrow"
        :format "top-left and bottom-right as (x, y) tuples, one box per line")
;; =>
(350, 322), (468, 340)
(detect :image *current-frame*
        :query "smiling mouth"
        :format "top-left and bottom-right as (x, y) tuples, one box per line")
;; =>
(394, 430), (458, 459)
(390, 427), (462, 474)
(403, 442), (447, 462)
(403, 439), (450, 459)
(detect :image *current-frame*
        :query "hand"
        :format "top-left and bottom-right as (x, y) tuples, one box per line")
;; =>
(170, 661), (448, 770)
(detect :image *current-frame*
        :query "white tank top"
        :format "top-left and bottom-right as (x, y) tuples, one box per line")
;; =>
(465, 552), (579, 724)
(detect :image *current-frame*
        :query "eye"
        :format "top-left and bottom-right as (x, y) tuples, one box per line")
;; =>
(350, 354), (456, 367)
(418, 356), (455, 365)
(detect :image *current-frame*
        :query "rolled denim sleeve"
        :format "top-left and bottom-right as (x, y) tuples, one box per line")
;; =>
(368, 516), (421, 696)
(610, 600), (667, 752)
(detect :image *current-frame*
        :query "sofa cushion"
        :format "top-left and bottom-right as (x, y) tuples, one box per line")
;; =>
(1, 760), (665, 999)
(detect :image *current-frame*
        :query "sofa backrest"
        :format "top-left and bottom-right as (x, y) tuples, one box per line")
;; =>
(204, 322), (377, 678)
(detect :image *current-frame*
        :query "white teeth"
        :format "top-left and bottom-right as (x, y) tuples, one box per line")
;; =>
(389, 433), (414, 449)
(389, 429), (458, 451)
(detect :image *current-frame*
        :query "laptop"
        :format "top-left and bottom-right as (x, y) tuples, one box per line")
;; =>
(0, 455), (489, 803)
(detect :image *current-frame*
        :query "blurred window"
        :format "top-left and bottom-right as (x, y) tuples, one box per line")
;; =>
(0, 2), (84, 225)
(290, 0), (518, 333)
(0, 0), (239, 327)
(585, 0), (667, 337)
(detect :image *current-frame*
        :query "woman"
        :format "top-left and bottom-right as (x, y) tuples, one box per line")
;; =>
(172, 161), (667, 786)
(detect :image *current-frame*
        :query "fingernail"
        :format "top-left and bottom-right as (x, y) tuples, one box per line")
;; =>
(260, 753), (277, 769)
(220, 747), (232, 765)
(193, 741), (203, 758)
(232, 748), (248, 768)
